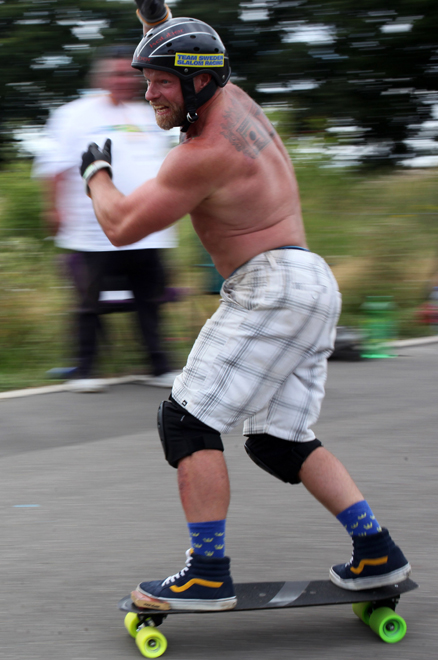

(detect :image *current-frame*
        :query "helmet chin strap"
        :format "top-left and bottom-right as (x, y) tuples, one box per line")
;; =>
(180, 78), (218, 133)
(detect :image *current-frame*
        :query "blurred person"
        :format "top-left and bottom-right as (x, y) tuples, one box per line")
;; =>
(81, 5), (411, 610)
(34, 44), (180, 393)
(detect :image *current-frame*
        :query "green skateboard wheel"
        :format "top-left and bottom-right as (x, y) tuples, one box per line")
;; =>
(369, 606), (407, 643)
(124, 612), (140, 638)
(135, 626), (168, 658)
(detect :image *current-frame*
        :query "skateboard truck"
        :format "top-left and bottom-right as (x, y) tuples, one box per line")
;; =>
(124, 612), (169, 657)
(352, 594), (407, 643)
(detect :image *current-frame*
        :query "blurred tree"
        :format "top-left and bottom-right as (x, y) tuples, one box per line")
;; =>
(175, 0), (438, 164)
(0, 0), (141, 161)
(1, 0), (437, 165)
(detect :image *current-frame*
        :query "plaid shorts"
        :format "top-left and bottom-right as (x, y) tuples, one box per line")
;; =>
(172, 248), (341, 442)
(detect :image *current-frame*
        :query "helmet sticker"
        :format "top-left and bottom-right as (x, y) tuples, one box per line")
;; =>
(175, 53), (225, 67)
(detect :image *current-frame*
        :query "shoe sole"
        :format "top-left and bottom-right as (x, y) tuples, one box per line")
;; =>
(329, 563), (412, 591)
(131, 589), (237, 611)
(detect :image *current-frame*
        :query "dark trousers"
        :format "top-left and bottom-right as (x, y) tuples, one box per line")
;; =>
(71, 249), (170, 378)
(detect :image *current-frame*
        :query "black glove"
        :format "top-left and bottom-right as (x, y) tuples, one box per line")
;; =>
(135, 0), (171, 27)
(80, 139), (112, 196)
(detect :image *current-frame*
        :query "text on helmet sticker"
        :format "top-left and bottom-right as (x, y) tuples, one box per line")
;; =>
(175, 53), (224, 67)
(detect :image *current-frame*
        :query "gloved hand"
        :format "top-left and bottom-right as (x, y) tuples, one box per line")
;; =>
(80, 139), (112, 197)
(134, 0), (172, 28)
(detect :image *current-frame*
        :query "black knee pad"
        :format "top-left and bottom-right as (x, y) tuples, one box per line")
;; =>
(244, 434), (322, 484)
(157, 398), (224, 468)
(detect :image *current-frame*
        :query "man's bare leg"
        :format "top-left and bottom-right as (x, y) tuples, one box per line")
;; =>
(299, 446), (411, 589)
(177, 449), (230, 522)
(131, 449), (236, 610)
(176, 446), (360, 522)
(298, 446), (363, 516)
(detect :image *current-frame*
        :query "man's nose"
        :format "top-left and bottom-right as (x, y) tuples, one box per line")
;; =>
(145, 83), (158, 101)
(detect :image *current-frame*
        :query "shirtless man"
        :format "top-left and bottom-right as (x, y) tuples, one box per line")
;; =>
(81, 9), (411, 612)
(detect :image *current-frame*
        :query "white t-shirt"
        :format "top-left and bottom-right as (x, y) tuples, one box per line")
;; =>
(33, 93), (178, 251)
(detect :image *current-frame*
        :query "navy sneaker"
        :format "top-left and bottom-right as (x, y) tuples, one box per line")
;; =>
(131, 549), (237, 611)
(330, 528), (411, 591)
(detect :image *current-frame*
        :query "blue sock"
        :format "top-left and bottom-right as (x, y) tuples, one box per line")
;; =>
(188, 519), (226, 558)
(337, 500), (382, 537)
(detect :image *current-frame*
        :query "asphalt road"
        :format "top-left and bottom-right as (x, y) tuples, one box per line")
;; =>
(1, 342), (437, 659)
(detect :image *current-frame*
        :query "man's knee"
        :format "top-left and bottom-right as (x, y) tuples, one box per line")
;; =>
(157, 398), (224, 468)
(244, 434), (322, 484)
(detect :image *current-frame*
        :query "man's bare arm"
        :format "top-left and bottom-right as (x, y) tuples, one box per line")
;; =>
(41, 173), (65, 236)
(87, 142), (216, 247)
(134, 0), (172, 32)
(87, 171), (178, 246)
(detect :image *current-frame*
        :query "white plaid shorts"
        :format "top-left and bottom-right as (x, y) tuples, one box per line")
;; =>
(172, 248), (341, 442)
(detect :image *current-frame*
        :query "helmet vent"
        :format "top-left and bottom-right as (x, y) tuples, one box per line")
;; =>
(190, 35), (196, 39)
(193, 47), (200, 52)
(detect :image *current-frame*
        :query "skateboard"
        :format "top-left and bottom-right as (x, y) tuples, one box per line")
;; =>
(118, 577), (418, 657)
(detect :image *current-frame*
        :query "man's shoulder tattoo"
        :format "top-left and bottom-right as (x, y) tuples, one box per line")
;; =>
(220, 97), (275, 159)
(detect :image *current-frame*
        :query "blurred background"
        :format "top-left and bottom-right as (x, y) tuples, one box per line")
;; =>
(1, 0), (438, 391)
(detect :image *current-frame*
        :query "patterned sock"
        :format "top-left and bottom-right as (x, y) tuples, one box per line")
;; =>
(336, 500), (382, 537)
(188, 519), (226, 558)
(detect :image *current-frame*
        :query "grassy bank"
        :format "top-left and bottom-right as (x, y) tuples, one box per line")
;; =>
(1, 159), (437, 392)
(296, 164), (438, 330)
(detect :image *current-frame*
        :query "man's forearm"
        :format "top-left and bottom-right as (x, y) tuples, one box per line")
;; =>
(82, 138), (177, 247)
(42, 175), (64, 235)
(81, 137), (138, 246)
(88, 171), (128, 247)
(88, 172), (168, 247)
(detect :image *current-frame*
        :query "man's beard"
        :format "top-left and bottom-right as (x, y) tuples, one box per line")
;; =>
(152, 103), (186, 130)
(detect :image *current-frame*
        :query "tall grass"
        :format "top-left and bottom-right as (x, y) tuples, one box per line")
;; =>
(0, 158), (437, 392)
(295, 164), (438, 329)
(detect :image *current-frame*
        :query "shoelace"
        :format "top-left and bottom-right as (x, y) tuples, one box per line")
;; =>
(161, 553), (193, 586)
(345, 541), (355, 567)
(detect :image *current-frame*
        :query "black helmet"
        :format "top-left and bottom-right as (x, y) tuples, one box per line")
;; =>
(132, 17), (231, 129)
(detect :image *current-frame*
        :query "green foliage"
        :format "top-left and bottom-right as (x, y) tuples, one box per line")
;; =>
(2, 1), (437, 164)
(291, 160), (438, 330)
(0, 235), (68, 388)
(0, 0), (142, 159)
(176, 0), (438, 164)
(0, 162), (44, 238)
(1, 161), (437, 391)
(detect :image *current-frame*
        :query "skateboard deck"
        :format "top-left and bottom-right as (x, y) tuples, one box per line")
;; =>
(119, 577), (418, 657)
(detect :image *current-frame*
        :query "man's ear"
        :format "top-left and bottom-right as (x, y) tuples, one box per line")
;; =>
(194, 73), (212, 92)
